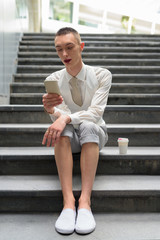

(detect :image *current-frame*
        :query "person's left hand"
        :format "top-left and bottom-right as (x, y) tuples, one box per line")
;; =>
(42, 115), (69, 147)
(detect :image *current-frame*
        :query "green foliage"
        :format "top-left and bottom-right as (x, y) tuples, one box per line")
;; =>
(121, 15), (136, 33)
(49, 0), (73, 23)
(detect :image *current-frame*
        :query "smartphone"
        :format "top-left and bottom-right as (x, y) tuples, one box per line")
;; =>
(44, 79), (61, 95)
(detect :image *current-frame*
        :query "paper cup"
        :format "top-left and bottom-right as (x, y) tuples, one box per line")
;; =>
(118, 138), (129, 154)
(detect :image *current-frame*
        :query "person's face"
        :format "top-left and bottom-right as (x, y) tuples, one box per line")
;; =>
(55, 33), (84, 69)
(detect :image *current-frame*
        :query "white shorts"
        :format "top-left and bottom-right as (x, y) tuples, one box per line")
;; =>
(61, 121), (108, 153)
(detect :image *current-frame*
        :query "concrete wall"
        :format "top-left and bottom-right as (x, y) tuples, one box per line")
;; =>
(0, 0), (23, 104)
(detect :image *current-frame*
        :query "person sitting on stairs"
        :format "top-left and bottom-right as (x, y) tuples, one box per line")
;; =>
(42, 27), (112, 235)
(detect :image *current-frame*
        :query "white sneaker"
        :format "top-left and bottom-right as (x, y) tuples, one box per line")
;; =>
(75, 208), (96, 234)
(55, 208), (76, 234)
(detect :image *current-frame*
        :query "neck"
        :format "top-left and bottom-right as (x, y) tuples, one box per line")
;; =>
(66, 61), (83, 77)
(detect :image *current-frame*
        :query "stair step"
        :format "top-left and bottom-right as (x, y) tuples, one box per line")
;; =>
(10, 93), (160, 105)
(0, 147), (160, 175)
(1, 105), (159, 124)
(23, 32), (160, 37)
(16, 65), (160, 74)
(13, 74), (49, 82)
(22, 35), (160, 41)
(0, 213), (160, 240)
(0, 123), (159, 147)
(11, 83), (45, 93)
(19, 45), (160, 53)
(109, 93), (160, 105)
(3, 32), (160, 217)
(18, 51), (160, 59)
(20, 40), (160, 47)
(13, 73), (160, 83)
(0, 175), (160, 212)
(10, 82), (160, 94)
(112, 74), (160, 83)
(111, 83), (160, 93)
(104, 105), (160, 123)
(0, 105), (51, 123)
(18, 58), (160, 66)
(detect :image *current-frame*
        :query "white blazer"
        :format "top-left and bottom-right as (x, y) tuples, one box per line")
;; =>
(46, 64), (112, 128)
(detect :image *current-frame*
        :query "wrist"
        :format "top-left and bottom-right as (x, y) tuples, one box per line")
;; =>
(61, 115), (71, 124)
(44, 107), (54, 114)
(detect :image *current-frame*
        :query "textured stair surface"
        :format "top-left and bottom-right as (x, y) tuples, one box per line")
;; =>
(10, 93), (160, 105)
(1, 147), (160, 175)
(19, 40), (160, 48)
(0, 33), (160, 214)
(13, 73), (160, 83)
(1, 174), (160, 212)
(1, 105), (160, 123)
(16, 65), (160, 74)
(10, 82), (160, 93)
(0, 123), (160, 147)
(18, 51), (160, 59)
(18, 58), (160, 66)
(19, 45), (160, 53)
(1, 213), (160, 240)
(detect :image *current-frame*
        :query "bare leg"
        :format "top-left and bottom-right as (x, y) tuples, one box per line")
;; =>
(54, 136), (75, 210)
(78, 142), (99, 210)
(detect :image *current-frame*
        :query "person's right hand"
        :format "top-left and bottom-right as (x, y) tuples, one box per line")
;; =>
(42, 93), (63, 114)
(42, 115), (70, 147)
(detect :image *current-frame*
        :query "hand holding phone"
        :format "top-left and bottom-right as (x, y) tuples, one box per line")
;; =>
(43, 79), (63, 113)
(44, 79), (61, 95)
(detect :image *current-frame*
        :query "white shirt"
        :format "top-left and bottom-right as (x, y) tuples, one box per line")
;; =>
(46, 63), (112, 128)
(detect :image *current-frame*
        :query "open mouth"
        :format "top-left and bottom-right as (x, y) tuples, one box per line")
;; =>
(64, 59), (71, 63)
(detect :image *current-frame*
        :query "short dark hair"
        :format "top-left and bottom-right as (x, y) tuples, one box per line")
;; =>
(55, 27), (81, 44)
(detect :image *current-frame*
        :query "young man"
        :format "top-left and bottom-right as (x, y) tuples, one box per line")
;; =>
(42, 27), (112, 235)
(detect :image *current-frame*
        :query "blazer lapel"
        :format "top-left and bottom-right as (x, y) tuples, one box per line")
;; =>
(58, 71), (74, 106)
(83, 66), (99, 106)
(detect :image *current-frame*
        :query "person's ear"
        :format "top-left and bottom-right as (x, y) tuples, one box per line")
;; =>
(80, 42), (85, 51)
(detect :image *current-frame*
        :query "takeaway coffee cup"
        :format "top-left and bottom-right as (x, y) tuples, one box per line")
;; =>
(118, 138), (129, 154)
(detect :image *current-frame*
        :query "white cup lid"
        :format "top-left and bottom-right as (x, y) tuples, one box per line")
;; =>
(118, 138), (129, 142)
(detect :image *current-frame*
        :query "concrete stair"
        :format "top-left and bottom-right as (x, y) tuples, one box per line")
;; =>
(1, 174), (160, 213)
(1, 146), (160, 213)
(18, 51), (160, 59)
(0, 147), (160, 175)
(1, 213), (160, 240)
(0, 123), (160, 147)
(10, 82), (160, 94)
(10, 92), (160, 105)
(18, 58), (160, 66)
(16, 65), (160, 74)
(20, 40), (160, 48)
(19, 45), (160, 53)
(13, 73), (160, 83)
(1, 105), (160, 123)
(0, 33), (160, 216)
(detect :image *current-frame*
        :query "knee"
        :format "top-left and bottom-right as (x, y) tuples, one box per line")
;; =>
(79, 121), (98, 135)
(56, 136), (70, 147)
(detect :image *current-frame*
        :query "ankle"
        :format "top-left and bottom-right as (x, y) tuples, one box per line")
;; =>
(63, 197), (75, 210)
(78, 197), (91, 210)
